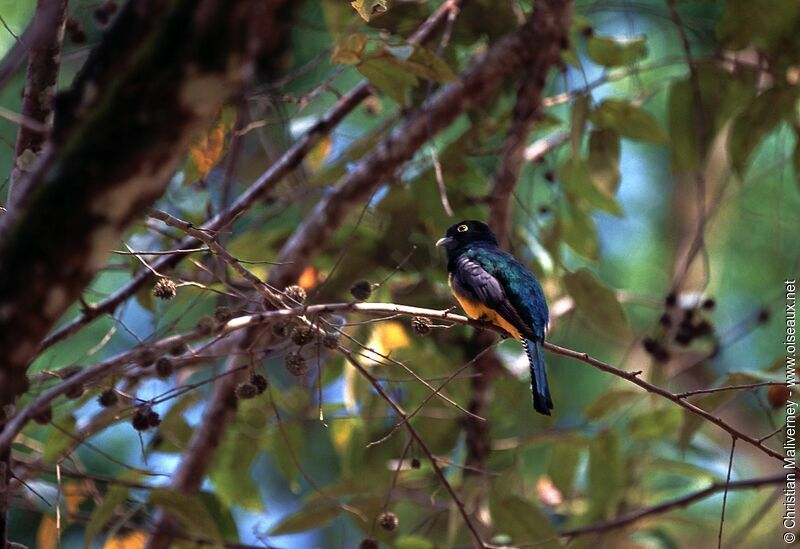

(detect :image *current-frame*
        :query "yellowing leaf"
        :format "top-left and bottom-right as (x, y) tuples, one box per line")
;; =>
(189, 120), (226, 179)
(306, 135), (332, 173)
(63, 482), (87, 515)
(37, 515), (58, 549)
(331, 33), (368, 64)
(369, 321), (409, 357)
(350, 0), (387, 22)
(298, 266), (318, 289)
(331, 417), (354, 453)
(102, 531), (147, 549)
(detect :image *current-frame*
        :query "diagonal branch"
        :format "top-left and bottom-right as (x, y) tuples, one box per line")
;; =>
(0, 0), (292, 402)
(8, 0), (68, 203)
(37, 0), (465, 354)
(560, 472), (783, 538)
(267, 0), (575, 288)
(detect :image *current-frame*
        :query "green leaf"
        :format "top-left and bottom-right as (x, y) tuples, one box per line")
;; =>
(588, 129), (621, 194)
(728, 85), (798, 176)
(628, 408), (682, 441)
(489, 494), (559, 547)
(678, 391), (735, 451)
(402, 45), (456, 83)
(350, 0), (388, 22)
(263, 420), (305, 489)
(547, 442), (582, 495)
(570, 94), (590, 154)
(209, 425), (263, 511)
(590, 99), (669, 145)
(716, 0), (800, 66)
(84, 485), (129, 548)
(587, 35), (647, 67)
(331, 33), (368, 64)
(357, 58), (418, 105)
(559, 156), (622, 216)
(42, 415), (77, 464)
(559, 203), (598, 260)
(396, 536), (435, 549)
(269, 504), (341, 535)
(587, 431), (625, 520)
(562, 268), (630, 340)
(678, 372), (772, 450)
(667, 66), (758, 171)
(584, 388), (639, 419)
(148, 488), (223, 544)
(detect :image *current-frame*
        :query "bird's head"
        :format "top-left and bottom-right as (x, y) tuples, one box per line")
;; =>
(436, 220), (498, 253)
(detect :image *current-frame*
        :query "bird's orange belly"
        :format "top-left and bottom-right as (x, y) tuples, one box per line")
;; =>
(449, 275), (521, 339)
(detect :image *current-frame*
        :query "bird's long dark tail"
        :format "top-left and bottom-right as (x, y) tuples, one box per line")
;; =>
(522, 338), (553, 415)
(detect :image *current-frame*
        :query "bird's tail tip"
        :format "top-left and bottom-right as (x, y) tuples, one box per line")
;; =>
(524, 338), (553, 416)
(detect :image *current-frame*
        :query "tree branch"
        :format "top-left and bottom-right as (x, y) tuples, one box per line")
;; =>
(267, 0), (574, 288)
(0, 2), (291, 540)
(37, 0), (465, 353)
(0, 0), (290, 401)
(560, 472), (783, 538)
(1, 302), (785, 466)
(8, 0), (68, 204)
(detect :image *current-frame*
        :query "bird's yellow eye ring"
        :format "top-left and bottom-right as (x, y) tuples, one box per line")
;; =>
(457, 224), (468, 233)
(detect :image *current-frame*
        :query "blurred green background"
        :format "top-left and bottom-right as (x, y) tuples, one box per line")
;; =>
(1, 0), (798, 547)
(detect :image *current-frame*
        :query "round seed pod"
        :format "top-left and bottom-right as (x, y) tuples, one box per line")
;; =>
(236, 382), (258, 400)
(350, 280), (373, 301)
(168, 341), (188, 356)
(98, 389), (119, 407)
(32, 406), (53, 425)
(411, 316), (432, 336)
(378, 511), (399, 532)
(251, 374), (268, 394)
(291, 326), (315, 347)
(153, 277), (177, 300)
(283, 285), (307, 305)
(155, 357), (174, 378)
(322, 332), (340, 349)
(132, 410), (150, 431)
(146, 408), (161, 428)
(285, 352), (308, 376)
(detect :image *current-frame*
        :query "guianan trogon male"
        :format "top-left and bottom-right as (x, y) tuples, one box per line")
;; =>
(437, 220), (552, 415)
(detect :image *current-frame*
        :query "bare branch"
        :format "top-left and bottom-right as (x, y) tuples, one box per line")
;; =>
(561, 472), (783, 538)
(0, 0), (291, 401)
(37, 0), (466, 353)
(8, 0), (68, 203)
(1, 302), (785, 466)
(267, 0), (574, 288)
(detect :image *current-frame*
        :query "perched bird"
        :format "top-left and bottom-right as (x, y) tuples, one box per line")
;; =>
(436, 220), (552, 415)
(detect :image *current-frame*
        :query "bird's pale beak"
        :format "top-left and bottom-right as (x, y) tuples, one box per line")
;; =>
(435, 237), (453, 248)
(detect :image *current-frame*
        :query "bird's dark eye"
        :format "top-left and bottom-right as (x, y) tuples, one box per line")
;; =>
(457, 224), (468, 233)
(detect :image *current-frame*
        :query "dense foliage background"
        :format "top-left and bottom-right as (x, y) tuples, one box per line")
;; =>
(0, 0), (798, 547)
